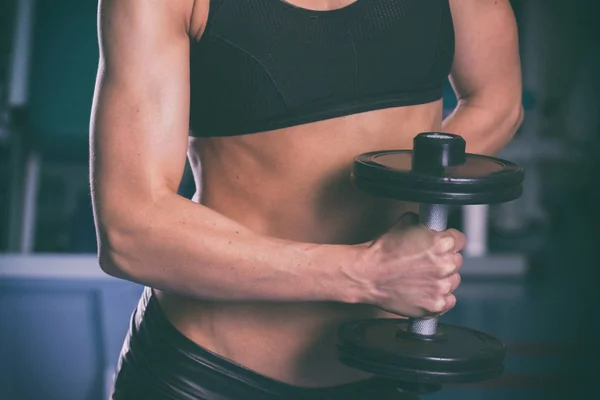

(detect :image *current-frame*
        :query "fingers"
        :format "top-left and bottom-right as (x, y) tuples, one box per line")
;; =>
(425, 291), (457, 317)
(439, 273), (460, 315)
(434, 229), (466, 254)
(448, 272), (461, 294)
(422, 272), (461, 316)
(440, 294), (457, 315)
(437, 272), (461, 297)
(434, 251), (463, 278)
(454, 252), (463, 268)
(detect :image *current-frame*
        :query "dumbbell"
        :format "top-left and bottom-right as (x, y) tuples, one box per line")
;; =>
(337, 132), (524, 394)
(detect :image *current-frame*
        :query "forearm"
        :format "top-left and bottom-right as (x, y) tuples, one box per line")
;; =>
(442, 95), (524, 156)
(97, 192), (364, 304)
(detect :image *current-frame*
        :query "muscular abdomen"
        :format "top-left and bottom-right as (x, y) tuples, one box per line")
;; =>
(157, 101), (442, 386)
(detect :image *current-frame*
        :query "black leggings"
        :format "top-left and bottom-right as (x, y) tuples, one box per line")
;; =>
(110, 287), (418, 400)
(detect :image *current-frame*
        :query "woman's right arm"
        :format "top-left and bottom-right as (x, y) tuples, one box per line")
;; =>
(91, 0), (360, 303)
(90, 0), (464, 318)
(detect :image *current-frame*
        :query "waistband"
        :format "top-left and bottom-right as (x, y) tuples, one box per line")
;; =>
(111, 287), (416, 400)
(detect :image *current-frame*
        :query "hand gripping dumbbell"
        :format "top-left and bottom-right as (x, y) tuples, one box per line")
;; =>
(338, 132), (524, 395)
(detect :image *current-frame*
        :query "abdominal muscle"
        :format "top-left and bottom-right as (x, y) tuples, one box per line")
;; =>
(155, 101), (443, 387)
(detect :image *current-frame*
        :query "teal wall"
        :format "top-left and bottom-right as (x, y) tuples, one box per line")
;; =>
(28, 0), (98, 160)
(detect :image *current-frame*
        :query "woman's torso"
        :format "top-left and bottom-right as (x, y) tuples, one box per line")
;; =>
(157, 0), (453, 388)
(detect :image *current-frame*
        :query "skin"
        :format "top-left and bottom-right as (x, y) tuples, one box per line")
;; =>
(91, 0), (523, 388)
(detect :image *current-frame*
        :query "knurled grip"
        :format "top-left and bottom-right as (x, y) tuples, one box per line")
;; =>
(408, 204), (449, 336)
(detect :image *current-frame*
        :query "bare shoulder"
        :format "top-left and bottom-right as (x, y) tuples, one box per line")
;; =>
(98, 0), (206, 41)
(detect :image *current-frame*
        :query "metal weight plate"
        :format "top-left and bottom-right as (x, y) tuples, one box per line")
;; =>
(352, 151), (524, 205)
(338, 319), (505, 384)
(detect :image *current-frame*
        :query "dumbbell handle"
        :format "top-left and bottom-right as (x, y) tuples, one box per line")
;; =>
(408, 203), (450, 336)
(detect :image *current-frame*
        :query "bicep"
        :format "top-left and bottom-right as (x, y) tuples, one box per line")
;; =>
(90, 0), (192, 216)
(448, 0), (521, 102)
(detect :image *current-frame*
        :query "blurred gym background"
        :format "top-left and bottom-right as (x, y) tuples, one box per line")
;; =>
(0, 0), (599, 399)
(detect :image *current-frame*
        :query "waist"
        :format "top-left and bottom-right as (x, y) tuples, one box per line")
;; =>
(116, 288), (414, 399)
(156, 290), (401, 386)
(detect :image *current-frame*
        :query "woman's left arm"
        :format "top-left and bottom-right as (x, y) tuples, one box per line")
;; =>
(443, 0), (524, 155)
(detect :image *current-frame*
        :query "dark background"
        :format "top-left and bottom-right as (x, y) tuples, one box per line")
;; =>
(0, 1), (599, 399)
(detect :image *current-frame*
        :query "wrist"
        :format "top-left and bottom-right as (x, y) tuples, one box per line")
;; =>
(320, 242), (380, 306)
(263, 237), (381, 305)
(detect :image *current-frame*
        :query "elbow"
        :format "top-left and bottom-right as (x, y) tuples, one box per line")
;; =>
(95, 214), (147, 281)
(92, 184), (172, 282)
(487, 94), (525, 146)
(453, 93), (525, 156)
(493, 101), (524, 152)
(97, 229), (134, 280)
(98, 245), (126, 279)
(510, 102), (525, 136)
(97, 241), (128, 280)
(493, 91), (525, 138)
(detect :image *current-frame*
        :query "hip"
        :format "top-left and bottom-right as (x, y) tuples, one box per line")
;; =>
(154, 289), (403, 387)
(111, 287), (415, 400)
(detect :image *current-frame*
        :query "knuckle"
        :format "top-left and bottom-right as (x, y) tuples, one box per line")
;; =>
(427, 298), (447, 314)
(454, 253), (463, 269)
(454, 272), (462, 287)
(437, 259), (456, 277)
(435, 279), (451, 294)
(446, 294), (457, 310)
(448, 228), (466, 246)
(444, 280), (454, 294)
(435, 234), (455, 252)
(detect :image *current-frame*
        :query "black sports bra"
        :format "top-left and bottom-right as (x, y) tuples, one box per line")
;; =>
(189, 0), (455, 137)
